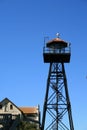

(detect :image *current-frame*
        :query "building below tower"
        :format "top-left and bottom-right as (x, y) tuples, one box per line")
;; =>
(0, 98), (40, 130)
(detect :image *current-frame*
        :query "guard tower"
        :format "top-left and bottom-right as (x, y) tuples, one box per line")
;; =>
(42, 34), (74, 130)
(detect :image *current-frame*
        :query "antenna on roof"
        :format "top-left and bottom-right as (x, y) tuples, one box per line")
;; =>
(56, 32), (60, 38)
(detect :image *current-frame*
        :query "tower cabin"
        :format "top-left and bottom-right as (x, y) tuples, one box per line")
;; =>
(43, 37), (71, 63)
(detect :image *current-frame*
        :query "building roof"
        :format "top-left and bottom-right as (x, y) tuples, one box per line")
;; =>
(0, 98), (23, 113)
(46, 38), (68, 49)
(0, 98), (39, 115)
(19, 107), (38, 114)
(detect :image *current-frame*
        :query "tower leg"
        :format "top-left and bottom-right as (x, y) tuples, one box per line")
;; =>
(42, 63), (74, 130)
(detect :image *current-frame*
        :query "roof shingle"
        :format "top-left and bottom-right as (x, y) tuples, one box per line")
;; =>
(19, 107), (38, 114)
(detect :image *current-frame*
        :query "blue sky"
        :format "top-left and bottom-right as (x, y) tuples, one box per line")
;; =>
(0, 0), (87, 130)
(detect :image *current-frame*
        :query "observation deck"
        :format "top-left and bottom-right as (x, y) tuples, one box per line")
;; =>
(43, 37), (71, 63)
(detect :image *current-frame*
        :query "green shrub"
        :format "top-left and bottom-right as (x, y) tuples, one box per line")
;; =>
(19, 121), (40, 130)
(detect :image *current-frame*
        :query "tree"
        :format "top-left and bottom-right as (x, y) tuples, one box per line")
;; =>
(19, 121), (40, 130)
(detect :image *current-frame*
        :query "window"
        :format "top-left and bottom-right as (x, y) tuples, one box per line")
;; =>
(0, 105), (2, 109)
(10, 104), (13, 110)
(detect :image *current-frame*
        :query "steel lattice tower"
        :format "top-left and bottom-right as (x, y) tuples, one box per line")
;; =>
(42, 35), (74, 130)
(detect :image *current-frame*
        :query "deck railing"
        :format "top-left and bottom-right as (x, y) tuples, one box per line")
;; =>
(43, 45), (71, 54)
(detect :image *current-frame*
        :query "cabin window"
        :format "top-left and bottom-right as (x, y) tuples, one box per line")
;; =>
(10, 104), (13, 110)
(0, 105), (2, 109)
